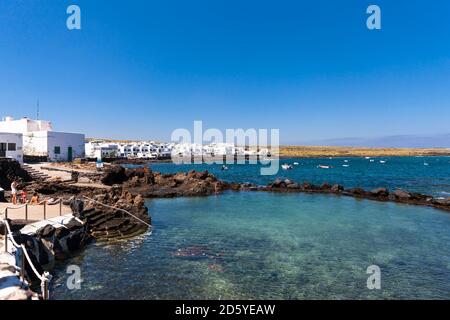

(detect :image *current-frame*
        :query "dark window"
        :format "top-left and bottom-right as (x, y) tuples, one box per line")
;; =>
(0, 143), (6, 151)
(54, 146), (61, 154)
(7, 143), (16, 151)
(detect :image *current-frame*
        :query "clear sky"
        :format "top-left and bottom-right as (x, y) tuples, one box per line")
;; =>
(1, 0), (449, 145)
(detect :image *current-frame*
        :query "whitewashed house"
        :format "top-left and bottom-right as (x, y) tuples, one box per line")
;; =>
(85, 141), (119, 159)
(118, 144), (133, 158)
(0, 116), (85, 162)
(0, 132), (23, 163)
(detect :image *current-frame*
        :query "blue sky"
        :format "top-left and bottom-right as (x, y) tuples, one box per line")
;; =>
(1, 0), (449, 146)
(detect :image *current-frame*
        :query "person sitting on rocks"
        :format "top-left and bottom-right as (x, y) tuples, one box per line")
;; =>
(30, 192), (40, 205)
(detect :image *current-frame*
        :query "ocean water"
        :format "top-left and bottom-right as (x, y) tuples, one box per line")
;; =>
(143, 156), (450, 197)
(50, 192), (450, 300)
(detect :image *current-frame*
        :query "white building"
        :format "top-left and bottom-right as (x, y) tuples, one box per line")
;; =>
(0, 116), (85, 162)
(85, 141), (119, 159)
(0, 132), (23, 163)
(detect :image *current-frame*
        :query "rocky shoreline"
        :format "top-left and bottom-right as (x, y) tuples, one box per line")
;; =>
(1, 161), (449, 299)
(261, 178), (450, 212)
(99, 165), (450, 212)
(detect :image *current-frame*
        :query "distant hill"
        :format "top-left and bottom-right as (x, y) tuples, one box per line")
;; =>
(301, 134), (450, 148)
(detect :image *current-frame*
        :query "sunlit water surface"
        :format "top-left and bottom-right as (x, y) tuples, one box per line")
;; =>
(51, 192), (450, 300)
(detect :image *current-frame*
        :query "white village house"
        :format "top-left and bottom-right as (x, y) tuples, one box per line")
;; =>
(85, 141), (119, 159)
(0, 132), (23, 163)
(0, 116), (85, 162)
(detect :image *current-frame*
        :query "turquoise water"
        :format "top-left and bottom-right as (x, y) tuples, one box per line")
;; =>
(144, 156), (450, 197)
(51, 192), (450, 299)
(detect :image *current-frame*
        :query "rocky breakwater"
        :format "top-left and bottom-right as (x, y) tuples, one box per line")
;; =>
(263, 178), (450, 212)
(101, 165), (233, 198)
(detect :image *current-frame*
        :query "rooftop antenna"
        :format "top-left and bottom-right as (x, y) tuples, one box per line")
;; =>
(36, 99), (40, 120)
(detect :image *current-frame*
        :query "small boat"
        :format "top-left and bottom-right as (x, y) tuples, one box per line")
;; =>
(293, 162), (300, 166)
(342, 164), (350, 167)
(281, 164), (293, 170)
(221, 165), (229, 171)
(365, 157), (371, 159)
(423, 163), (429, 166)
(344, 160), (349, 163)
(317, 165), (332, 169)
(379, 160), (386, 164)
(370, 159), (375, 162)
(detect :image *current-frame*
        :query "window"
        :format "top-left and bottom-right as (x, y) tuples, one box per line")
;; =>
(7, 143), (16, 151)
(54, 146), (61, 154)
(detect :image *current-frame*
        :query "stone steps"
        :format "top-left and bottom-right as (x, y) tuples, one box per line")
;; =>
(20, 165), (51, 182)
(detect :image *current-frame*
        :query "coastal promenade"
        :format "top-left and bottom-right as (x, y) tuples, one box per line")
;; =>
(0, 202), (72, 222)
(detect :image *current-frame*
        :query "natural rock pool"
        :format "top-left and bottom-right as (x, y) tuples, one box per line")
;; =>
(50, 192), (450, 299)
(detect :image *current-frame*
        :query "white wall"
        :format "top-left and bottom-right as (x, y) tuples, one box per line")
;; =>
(23, 131), (85, 161)
(0, 117), (52, 133)
(23, 131), (48, 156)
(0, 132), (23, 163)
(47, 132), (85, 161)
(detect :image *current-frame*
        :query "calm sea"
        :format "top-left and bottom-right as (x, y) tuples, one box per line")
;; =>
(50, 157), (450, 299)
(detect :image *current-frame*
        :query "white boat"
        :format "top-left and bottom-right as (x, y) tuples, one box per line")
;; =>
(344, 160), (349, 163)
(424, 163), (429, 166)
(370, 159), (375, 162)
(221, 165), (229, 171)
(365, 157), (371, 159)
(317, 165), (331, 169)
(281, 164), (293, 170)
(342, 164), (350, 167)
(293, 162), (299, 166)
(379, 160), (386, 164)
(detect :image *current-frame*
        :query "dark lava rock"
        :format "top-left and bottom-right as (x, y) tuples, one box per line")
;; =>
(284, 179), (294, 185)
(0, 219), (26, 235)
(370, 188), (389, 197)
(230, 182), (241, 191)
(432, 198), (450, 206)
(321, 183), (332, 190)
(101, 165), (128, 185)
(66, 230), (84, 251)
(287, 183), (301, 189)
(70, 199), (85, 218)
(302, 182), (313, 190)
(0, 189), (6, 202)
(195, 170), (209, 180)
(54, 227), (70, 239)
(0, 158), (32, 190)
(37, 224), (56, 239)
(393, 190), (411, 199)
(331, 184), (344, 192)
(346, 188), (367, 196)
(12, 233), (36, 249)
(410, 193), (429, 201)
(271, 178), (283, 188)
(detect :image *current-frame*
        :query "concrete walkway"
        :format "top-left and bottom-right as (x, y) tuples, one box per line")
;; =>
(0, 202), (72, 222)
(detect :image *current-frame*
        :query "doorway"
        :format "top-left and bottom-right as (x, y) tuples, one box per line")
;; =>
(67, 146), (73, 162)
